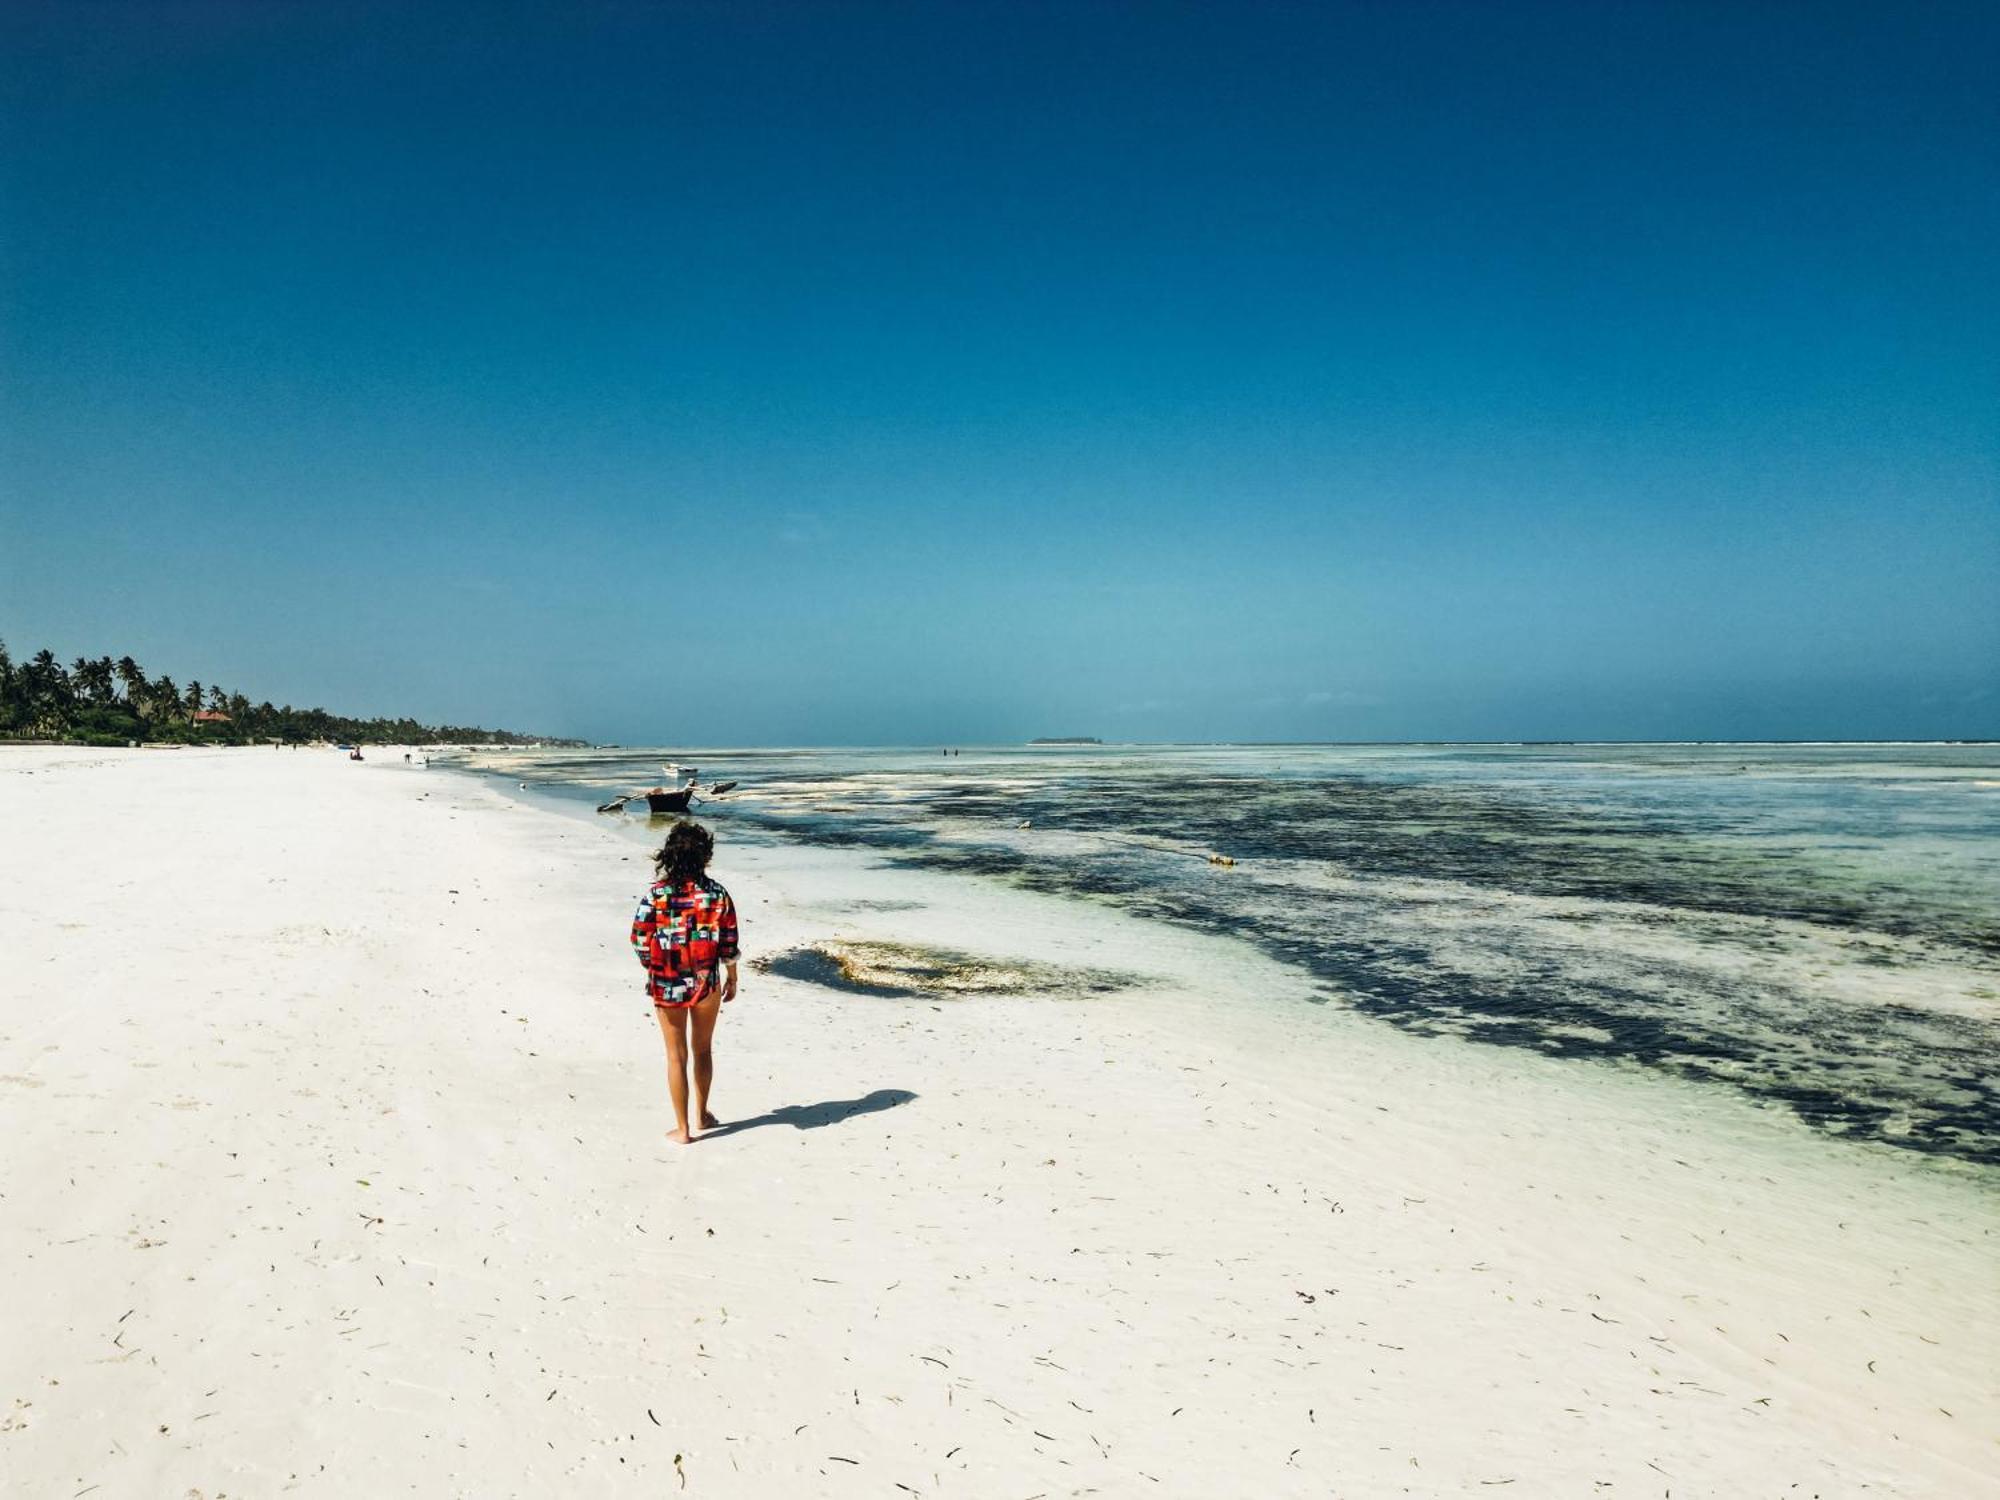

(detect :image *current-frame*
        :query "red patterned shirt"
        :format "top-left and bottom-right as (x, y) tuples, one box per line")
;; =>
(630, 875), (740, 1006)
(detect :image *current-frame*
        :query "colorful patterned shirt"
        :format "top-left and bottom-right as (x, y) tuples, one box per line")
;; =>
(630, 875), (740, 1005)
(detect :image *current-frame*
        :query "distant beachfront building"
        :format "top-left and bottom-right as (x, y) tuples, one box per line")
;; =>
(191, 709), (232, 725)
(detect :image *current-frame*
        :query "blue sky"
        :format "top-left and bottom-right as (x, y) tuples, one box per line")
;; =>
(2, 1), (1994, 743)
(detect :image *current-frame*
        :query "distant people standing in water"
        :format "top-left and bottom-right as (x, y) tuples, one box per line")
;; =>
(630, 820), (740, 1144)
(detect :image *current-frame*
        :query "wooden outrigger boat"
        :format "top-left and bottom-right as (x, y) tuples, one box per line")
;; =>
(597, 777), (739, 816)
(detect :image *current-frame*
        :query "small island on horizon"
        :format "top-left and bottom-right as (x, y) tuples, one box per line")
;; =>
(1028, 736), (1103, 745)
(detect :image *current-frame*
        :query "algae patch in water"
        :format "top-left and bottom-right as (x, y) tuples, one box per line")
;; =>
(756, 940), (1142, 1000)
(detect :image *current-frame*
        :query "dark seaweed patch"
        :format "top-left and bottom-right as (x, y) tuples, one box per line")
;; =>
(755, 940), (1144, 1001)
(759, 945), (922, 997)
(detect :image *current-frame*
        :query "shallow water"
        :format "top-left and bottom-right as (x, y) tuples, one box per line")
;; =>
(469, 742), (2000, 1167)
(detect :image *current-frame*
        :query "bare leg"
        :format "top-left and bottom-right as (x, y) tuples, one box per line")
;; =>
(689, 991), (722, 1130)
(656, 1006), (692, 1143)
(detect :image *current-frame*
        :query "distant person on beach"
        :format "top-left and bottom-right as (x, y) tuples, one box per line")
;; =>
(629, 820), (740, 1144)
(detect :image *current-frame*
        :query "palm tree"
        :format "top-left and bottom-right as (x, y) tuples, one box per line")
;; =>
(0, 639), (19, 734)
(151, 674), (179, 723)
(72, 656), (115, 706)
(115, 656), (145, 704)
(26, 650), (73, 736)
(183, 679), (204, 717)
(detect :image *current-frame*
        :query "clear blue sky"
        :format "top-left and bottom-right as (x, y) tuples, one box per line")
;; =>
(2, 1), (1994, 743)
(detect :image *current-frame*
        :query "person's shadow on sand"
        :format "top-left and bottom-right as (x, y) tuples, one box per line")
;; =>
(702, 1088), (916, 1140)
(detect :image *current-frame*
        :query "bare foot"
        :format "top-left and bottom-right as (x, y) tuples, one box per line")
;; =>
(700, 1111), (720, 1130)
(668, 1125), (693, 1145)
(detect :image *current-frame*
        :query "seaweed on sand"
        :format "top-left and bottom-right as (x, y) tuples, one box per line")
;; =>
(754, 940), (1143, 1000)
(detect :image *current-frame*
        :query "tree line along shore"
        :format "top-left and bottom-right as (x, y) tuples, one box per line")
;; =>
(0, 640), (584, 748)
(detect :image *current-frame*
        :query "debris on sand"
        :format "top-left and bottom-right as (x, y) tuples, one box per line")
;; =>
(753, 940), (1145, 1001)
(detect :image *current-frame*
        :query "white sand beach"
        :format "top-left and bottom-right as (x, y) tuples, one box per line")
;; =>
(2, 747), (1994, 1498)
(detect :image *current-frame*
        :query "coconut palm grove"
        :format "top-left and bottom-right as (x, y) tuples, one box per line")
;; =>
(0, 640), (580, 747)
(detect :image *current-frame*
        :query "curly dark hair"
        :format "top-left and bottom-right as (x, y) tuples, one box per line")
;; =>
(654, 819), (715, 886)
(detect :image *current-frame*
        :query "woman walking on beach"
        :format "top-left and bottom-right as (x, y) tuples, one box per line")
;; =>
(630, 820), (740, 1144)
